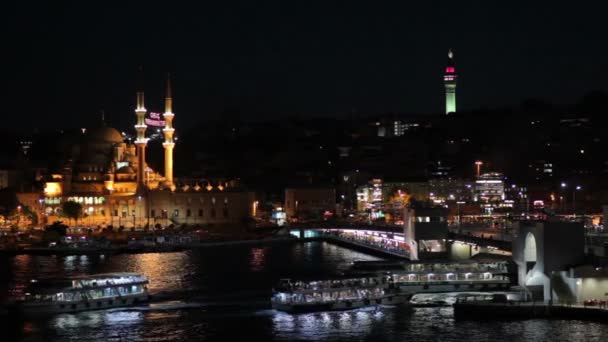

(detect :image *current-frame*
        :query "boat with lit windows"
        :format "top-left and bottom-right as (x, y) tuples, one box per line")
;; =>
(271, 275), (410, 313)
(13, 272), (150, 314)
(387, 261), (512, 293)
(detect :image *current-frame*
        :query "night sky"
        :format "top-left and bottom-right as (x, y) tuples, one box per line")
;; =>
(5, 1), (608, 131)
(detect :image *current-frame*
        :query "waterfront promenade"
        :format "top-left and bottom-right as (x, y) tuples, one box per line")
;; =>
(454, 300), (608, 322)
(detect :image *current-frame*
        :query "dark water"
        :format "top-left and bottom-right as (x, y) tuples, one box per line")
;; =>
(1, 241), (607, 341)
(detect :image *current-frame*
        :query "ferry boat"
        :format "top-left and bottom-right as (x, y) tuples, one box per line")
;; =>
(387, 261), (512, 294)
(271, 275), (410, 313)
(13, 272), (151, 314)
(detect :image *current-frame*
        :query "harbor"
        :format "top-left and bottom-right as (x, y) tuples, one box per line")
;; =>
(1, 241), (606, 341)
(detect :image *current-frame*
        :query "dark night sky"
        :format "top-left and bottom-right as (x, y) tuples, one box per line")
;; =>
(5, 1), (608, 131)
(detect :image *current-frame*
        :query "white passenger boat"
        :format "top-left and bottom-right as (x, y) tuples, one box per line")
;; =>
(271, 275), (410, 313)
(14, 272), (151, 314)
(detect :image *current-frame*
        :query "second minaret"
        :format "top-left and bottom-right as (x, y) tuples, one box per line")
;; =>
(162, 74), (175, 188)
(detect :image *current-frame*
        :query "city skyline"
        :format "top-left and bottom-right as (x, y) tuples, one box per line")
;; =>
(5, 1), (608, 130)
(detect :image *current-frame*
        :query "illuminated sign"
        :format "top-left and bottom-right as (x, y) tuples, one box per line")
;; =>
(445, 67), (455, 73)
(145, 112), (166, 127)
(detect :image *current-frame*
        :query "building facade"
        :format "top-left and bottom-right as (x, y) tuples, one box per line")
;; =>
(19, 75), (254, 228)
(285, 187), (336, 221)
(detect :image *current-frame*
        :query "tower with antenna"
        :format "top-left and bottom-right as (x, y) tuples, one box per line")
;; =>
(444, 49), (457, 114)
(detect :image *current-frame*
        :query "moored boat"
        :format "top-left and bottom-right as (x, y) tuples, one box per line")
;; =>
(12, 272), (151, 315)
(271, 275), (410, 313)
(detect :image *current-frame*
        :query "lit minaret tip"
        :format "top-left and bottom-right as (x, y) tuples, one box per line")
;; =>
(444, 48), (457, 115)
(162, 73), (175, 188)
(134, 67), (148, 189)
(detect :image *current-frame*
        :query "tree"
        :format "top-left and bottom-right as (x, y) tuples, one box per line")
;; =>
(62, 201), (83, 226)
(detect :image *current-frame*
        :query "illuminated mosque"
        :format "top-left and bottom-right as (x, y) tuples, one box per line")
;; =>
(22, 76), (254, 227)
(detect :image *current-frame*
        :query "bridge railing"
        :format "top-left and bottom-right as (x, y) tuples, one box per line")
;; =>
(319, 230), (410, 259)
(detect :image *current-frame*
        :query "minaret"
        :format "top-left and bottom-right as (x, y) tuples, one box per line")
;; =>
(444, 49), (457, 115)
(134, 69), (148, 190)
(162, 73), (175, 188)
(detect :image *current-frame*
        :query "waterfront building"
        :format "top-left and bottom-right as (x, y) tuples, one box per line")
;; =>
(404, 207), (448, 260)
(473, 172), (506, 213)
(552, 265), (608, 304)
(356, 179), (429, 215)
(512, 220), (585, 301)
(284, 187), (336, 222)
(18, 75), (254, 228)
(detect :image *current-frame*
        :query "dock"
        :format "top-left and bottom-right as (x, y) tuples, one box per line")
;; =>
(453, 301), (608, 322)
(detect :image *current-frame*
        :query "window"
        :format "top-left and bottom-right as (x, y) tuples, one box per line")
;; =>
(211, 208), (216, 218)
(186, 209), (191, 217)
(223, 208), (228, 218)
(198, 209), (203, 217)
(150, 209), (155, 218)
(174, 209), (179, 217)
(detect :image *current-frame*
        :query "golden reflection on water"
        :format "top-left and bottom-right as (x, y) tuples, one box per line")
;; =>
(130, 252), (191, 291)
(250, 248), (266, 271)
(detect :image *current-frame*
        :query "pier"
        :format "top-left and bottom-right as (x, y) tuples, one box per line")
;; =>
(454, 300), (608, 322)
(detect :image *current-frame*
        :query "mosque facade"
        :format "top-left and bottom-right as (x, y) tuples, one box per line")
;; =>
(22, 76), (254, 228)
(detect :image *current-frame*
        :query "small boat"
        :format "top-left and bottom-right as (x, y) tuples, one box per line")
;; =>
(271, 275), (410, 313)
(12, 272), (151, 315)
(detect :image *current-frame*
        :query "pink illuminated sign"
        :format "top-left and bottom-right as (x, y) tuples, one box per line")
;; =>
(445, 67), (455, 73)
(145, 112), (166, 127)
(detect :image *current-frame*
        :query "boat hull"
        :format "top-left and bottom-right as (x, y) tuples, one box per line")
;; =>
(272, 294), (409, 314)
(16, 292), (151, 315)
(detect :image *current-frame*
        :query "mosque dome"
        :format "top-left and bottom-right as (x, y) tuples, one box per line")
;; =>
(85, 126), (124, 144)
(117, 166), (136, 174)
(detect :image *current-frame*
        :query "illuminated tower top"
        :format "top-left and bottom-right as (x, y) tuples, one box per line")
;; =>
(444, 48), (457, 115)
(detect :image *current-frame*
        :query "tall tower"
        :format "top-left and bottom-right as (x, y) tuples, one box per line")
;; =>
(134, 69), (148, 190)
(162, 73), (175, 188)
(444, 49), (457, 115)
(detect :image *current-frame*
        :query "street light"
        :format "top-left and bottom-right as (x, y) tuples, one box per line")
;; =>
(475, 161), (483, 178)
(560, 182), (567, 213)
(573, 185), (582, 217)
(17, 205), (22, 228)
(456, 201), (465, 226)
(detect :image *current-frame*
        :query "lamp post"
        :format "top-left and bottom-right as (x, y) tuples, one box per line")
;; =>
(456, 201), (465, 227)
(475, 161), (483, 178)
(38, 198), (44, 227)
(17, 205), (22, 228)
(573, 185), (581, 217)
(560, 182), (567, 215)
(137, 195), (142, 229)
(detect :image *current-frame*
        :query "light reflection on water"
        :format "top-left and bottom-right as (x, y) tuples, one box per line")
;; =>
(271, 308), (383, 341)
(2, 242), (607, 341)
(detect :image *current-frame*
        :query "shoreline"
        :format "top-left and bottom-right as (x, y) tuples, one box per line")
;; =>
(453, 301), (608, 322)
(0, 236), (300, 256)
